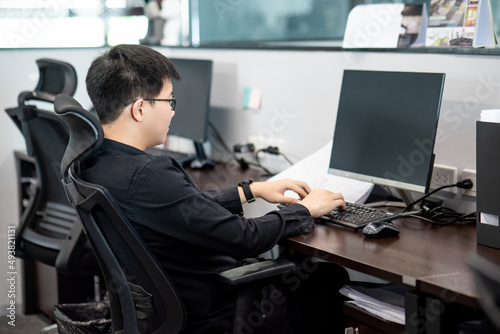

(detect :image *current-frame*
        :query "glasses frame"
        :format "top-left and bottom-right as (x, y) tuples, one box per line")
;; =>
(122, 96), (176, 110)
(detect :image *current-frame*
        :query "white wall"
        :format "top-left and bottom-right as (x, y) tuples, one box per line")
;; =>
(165, 47), (499, 212)
(1, 46), (499, 311)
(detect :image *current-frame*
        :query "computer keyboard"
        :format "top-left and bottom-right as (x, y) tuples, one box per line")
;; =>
(279, 202), (399, 230)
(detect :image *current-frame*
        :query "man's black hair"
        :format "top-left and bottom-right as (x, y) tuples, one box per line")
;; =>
(86, 44), (180, 124)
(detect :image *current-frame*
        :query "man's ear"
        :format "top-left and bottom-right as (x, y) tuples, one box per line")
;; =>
(130, 99), (145, 122)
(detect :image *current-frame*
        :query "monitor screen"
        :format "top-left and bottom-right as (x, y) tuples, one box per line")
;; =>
(328, 70), (446, 194)
(168, 58), (213, 143)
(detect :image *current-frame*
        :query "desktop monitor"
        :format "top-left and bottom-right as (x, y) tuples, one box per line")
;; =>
(169, 58), (213, 143)
(165, 58), (213, 167)
(328, 69), (446, 194)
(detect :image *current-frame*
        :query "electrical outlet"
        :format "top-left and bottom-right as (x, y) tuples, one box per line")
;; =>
(248, 136), (286, 154)
(430, 164), (458, 193)
(461, 169), (477, 197)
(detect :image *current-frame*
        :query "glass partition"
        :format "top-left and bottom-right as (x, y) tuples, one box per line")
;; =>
(0, 0), (499, 52)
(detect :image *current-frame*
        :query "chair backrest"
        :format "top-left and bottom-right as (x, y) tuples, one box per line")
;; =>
(468, 254), (500, 331)
(5, 58), (93, 275)
(18, 58), (77, 107)
(55, 94), (186, 334)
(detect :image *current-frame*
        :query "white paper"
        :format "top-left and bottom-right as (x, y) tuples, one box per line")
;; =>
(340, 285), (405, 325)
(480, 109), (500, 123)
(267, 141), (374, 204)
(480, 212), (499, 227)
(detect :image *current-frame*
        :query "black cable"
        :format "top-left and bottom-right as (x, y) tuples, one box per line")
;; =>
(207, 121), (274, 176)
(255, 147), (294, 166)
(247, 161), (274, 177)
(407, 210), (476, 226)
(398, 178), (474, 225)
(207, 121), (234, 159)
(426, 207), (476, 225)
(278, 152), (294, 166)
(402, 179), (473, 213)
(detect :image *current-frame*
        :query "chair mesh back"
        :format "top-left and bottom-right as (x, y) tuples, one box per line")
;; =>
(4, 58), (96, 275)
(56, 94), (186, 334)
(26, 109), (70, 206)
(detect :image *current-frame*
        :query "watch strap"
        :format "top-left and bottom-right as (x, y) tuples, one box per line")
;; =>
(238, 179), (255, 203)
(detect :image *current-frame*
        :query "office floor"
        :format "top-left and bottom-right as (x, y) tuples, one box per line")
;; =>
(0, 312), (57, 334)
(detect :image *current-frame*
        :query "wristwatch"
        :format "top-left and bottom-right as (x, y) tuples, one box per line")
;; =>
(238, 179), (255, 203)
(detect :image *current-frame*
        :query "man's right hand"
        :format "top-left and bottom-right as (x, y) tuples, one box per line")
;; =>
(297, 188), (346, 218)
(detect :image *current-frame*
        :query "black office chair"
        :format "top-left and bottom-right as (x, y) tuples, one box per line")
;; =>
(468, 253), (500, 332)
(55, 93), (297, 334)
(5, 59), (100, 318)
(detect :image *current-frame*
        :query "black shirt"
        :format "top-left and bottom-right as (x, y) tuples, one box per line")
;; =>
(82, 139), (315, 333)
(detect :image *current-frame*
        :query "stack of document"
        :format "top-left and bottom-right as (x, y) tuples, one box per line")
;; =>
(340, 285), (405, 325)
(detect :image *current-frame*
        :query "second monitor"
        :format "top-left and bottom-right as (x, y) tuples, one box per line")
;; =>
(157, 58), (214, 168)
(168, 58), (212, 144)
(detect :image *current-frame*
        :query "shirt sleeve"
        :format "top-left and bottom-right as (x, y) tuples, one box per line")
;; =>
(128, 157), (315, 259)
(199, 187), (243, 215)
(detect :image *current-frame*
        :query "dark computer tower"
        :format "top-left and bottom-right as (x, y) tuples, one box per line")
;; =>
(476, 121), (500, 249)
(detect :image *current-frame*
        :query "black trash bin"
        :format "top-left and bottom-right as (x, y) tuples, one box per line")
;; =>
(54, 301), (112, 334)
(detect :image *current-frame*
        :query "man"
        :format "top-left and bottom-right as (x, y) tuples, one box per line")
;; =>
(84, 44), (349, 333)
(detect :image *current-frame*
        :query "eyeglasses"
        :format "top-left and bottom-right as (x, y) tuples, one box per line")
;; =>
(122, 96), (176, 110)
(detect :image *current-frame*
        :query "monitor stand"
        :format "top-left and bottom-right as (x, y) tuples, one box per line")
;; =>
(189, 142), (216, 169)
(365, 187), (413, 209)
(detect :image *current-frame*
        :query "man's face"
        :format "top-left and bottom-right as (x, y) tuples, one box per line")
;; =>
(144, 79), (176, 146)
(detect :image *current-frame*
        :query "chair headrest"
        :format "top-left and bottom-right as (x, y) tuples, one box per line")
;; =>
(19, 58), (78, 106)
(54, 94), (104, 180)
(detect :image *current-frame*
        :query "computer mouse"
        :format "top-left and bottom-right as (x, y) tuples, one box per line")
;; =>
(362, 222), (400, 239)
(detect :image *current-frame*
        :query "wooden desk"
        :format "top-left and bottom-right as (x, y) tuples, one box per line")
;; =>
(286, 215), (500, 333)
(184, 161), (267, 191)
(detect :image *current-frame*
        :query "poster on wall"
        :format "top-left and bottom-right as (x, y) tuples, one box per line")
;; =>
(425, 0), (496, 47)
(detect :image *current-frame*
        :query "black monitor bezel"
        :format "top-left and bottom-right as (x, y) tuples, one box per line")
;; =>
(168, 58), (213, 144)
(328, 69), (446, 194)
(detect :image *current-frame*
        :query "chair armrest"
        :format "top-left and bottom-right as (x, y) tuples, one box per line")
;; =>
(218, 258), (296, 286)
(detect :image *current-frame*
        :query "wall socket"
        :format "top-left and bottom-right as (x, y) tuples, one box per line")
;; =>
(430, 164), (458, 193)
(247, 136), (289, 174)
(461, 169), (477, 197)
(248, 136), (287, 154)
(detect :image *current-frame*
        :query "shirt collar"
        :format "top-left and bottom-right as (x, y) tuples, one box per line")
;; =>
(101, 138), (146, 156)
